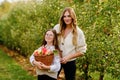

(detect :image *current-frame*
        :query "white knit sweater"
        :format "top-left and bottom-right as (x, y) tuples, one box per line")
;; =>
(53, 24), (87, 61)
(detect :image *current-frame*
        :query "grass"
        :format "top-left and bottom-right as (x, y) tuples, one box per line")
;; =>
(0, 49), (36, 80)
(90, 72), (118, 80)
(0, 48), (119, 80)
(76, 70), (118, 80)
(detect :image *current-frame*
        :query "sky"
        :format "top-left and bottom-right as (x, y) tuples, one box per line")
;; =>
(0, 0), (19, 3)
(0, 0), (42, 3)
(0, 0), (12, 3)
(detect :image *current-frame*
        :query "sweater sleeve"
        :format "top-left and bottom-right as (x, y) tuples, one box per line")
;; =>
(53, 24), (60, 33)
(49, 55), (61, 72)
(76, 27), (87, 53)
(29, 53), (35, 66)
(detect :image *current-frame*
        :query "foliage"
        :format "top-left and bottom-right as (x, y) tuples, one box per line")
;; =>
(76, 0), (120, 79)
(0, 0), (73, 57)
(0, 0), (120, 79)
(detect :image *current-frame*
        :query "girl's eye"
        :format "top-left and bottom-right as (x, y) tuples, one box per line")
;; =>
(63, 16), (66, 18)
(46, 34), (53, 37)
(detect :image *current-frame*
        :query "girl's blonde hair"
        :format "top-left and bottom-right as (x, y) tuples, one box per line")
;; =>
(59, 7), (78, 46)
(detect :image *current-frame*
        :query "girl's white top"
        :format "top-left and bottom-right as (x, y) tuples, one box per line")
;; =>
(30, 45), (60, 79)
(53, 24), (87, 61)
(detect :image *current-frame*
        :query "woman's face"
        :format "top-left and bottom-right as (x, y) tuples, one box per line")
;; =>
(63, 11), (72, 25)
(45, 31), (54, 43)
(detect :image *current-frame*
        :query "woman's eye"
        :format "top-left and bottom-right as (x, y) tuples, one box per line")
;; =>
(63, 15), (71, 18)
(68, 15), (71, 17)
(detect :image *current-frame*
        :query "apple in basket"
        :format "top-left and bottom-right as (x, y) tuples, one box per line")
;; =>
(33, 47), (55, 66)
(33, 49), (42, 56)
(33, 47), (52, 56)
(41, 47), (47, 55)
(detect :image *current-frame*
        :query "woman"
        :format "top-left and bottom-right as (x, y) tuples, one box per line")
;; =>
(53, 7), (87, 80)
(30, 29), (61, 80)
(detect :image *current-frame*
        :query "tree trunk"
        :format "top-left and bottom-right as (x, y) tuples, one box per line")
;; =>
(99, 73), (104, 80)
(83, 61), (89, 80)
(67, 0), (72, 3)
(99, 68), (105, 80)
(86, 0), (90, 3)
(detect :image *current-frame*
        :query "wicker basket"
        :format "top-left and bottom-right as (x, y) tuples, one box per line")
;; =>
(34, 54), (54, 66)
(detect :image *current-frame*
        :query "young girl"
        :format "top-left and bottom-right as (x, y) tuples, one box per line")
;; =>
(30, 29), (61, 80)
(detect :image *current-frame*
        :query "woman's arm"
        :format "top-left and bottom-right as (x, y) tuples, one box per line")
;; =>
(61, 28), (87, 64)
(60, 51), (84, 64)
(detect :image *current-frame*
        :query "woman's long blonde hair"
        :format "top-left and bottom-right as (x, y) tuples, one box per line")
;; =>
(59, 7), (78, 46)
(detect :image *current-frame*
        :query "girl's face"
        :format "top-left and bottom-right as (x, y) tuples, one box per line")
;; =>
(63, 11), (72, 25)
(45, 31), (54, 43)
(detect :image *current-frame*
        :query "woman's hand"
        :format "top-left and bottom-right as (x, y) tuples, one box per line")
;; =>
(60, 57), (68, 64)
(60, 51), (84, 64)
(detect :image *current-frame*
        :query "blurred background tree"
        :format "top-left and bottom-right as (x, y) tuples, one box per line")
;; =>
(0, 0), (120, 80)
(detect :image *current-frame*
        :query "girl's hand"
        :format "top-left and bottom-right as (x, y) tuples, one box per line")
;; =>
(33, 60), (43, 69)
(33, 60), (50, 70)
(40, 63), (50, 70)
